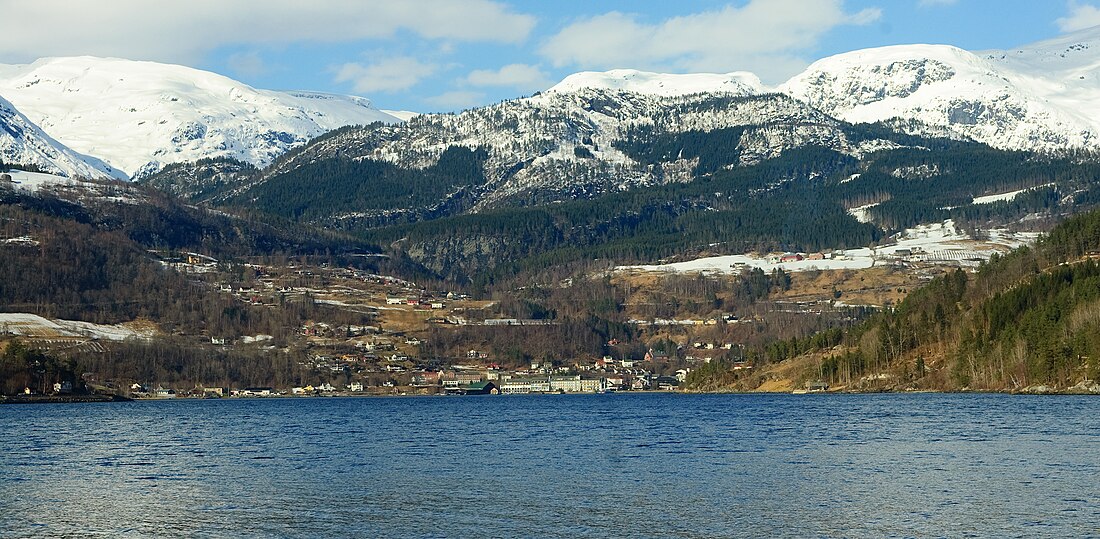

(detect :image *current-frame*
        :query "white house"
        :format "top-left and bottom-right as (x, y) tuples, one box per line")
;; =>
(550, 375), (582, 393)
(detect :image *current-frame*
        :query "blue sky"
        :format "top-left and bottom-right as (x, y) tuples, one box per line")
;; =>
(1, 1), (1099, 112)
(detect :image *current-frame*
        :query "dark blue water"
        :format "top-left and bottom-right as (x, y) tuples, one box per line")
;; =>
(1, 393), (1098, 538)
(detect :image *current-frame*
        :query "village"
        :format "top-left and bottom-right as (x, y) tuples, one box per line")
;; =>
(6, 210), (1038, 404)
(4, 246), (769, 399)
(7, 215), (1030, 400)
(124, 354), (699, 399)
(3, 217), (1037, 400)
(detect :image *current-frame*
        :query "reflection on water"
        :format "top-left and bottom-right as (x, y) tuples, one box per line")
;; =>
(1, 394), (1098, 537)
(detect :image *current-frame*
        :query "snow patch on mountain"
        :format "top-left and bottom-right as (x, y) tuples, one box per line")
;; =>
(0, 313), (155, 341)
(381, 110), (421, 122)
(0, 95), (121, 179)
(621, 220), (1037, 275)
(971, 183), (1055, 205)
(3, 169), (147, 205)
(0, 57), (402, 178)
(549, 69), (765, 97)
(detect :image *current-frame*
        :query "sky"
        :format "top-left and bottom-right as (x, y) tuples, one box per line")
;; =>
(1, 0), (1099, 113)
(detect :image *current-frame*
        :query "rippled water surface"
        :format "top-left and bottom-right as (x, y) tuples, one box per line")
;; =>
(1, 393), (1098, 537)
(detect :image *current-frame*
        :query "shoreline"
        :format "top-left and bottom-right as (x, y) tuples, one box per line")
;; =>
(1, 393), (132, 405)
(6, 388), (1097, 404)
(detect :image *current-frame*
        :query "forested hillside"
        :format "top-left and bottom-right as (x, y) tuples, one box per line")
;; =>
(0, 182), (385, 325)
(0, 178), (428, 392)
(688, 209), (1100, 392)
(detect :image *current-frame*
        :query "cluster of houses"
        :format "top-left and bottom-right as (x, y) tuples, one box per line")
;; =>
(628, 313), (743, 327)
(125, 375), (684, 398)
(129, 384), (225, 398)
(765, 252), (836, 264)
(386, 296), (447, 309)
(481, 318), (558, 326)
(441, 373), (683, 395)
(124, 354), (693, 399)
(122, 253), (740, 399)
(152, 251), (221, 274)
(427, 357), (690, 395)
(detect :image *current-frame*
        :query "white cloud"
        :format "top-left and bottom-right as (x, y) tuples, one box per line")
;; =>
(1058, 1), (1100, 32)
(466, 64), (552, 90)
(540, 0), (881, 84)
(0, 0), (536, 64)
(226, 52), (270, 78)
(424, 90), (486, 110)
(334, 57), (438, 93)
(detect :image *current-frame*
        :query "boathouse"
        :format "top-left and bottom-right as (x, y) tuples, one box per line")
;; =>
(460, 381), (497, 395)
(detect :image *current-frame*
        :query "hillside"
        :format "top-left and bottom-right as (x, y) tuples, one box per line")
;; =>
(0, 167), (434, 393)
(6, 163), (1100, 396)
(0, 169), (388, 328)
(687, 208), (1100, 393)
(359, 138), (1099, 281)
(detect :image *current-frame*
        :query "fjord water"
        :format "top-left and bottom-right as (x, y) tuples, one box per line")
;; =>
(2, 394), (1097, 538)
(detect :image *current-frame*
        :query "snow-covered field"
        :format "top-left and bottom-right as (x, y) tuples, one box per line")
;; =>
(4, 169), (144, 204)
(972, 184), (1054, 205)
(0, 313), (155, 341)
(4, 169), (91, 193)
(620, 220), (1039, 275)
(847, 203), (879, 223)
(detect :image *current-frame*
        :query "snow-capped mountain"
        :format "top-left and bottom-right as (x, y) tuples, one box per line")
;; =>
(0, 57), (402, 178)
(0, 94), (121, 179)
(548, 69), (765, 97)
(781, 27), (1100, 152)
(546, 28), (1100, 153)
